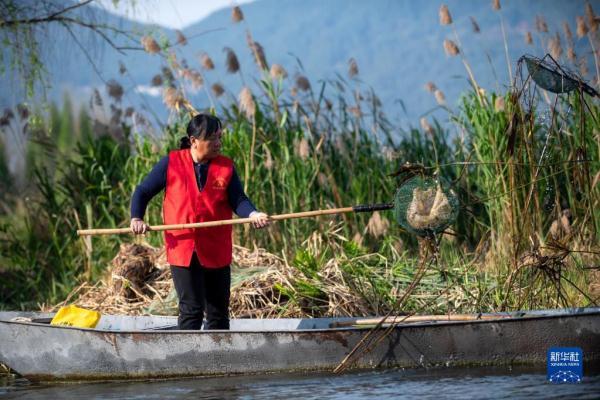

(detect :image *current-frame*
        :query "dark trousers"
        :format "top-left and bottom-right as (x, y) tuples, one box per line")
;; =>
(170, 253), (231, 330)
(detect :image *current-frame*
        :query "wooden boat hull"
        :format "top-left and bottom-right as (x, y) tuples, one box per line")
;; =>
(1, 308), (599, 382)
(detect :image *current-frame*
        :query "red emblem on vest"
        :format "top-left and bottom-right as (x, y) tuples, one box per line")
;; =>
(212, 177), (227, 190)
(162, 150), (233, 268)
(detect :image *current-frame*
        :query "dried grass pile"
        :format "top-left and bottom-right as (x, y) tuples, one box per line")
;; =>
(48, 242), (377, 318)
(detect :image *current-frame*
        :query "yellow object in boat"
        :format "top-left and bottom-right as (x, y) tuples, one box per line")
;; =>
(50, 305), (101, 328)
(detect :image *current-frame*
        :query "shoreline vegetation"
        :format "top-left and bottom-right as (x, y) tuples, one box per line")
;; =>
(0, 2), (598, 317)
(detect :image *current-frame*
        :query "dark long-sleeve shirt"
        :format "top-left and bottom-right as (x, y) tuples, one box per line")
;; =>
(131, 156), (256, 220)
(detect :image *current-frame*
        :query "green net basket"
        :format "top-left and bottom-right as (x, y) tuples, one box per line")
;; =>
(393, 175), (459, 236)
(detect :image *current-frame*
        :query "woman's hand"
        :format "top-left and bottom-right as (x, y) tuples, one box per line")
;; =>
(130, 218), (149, 234)
(249, 211), (270, 229)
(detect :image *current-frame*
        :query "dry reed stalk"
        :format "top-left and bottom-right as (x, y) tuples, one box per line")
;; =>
(439, 5), (452, 25)
(270, 63), (288, 79)
(239, 87), (256, 119)
(525, 31), (533, 45)
(176, 30), (187, 46)
(211, 82), (225, 97)
(348, 58), (359, 78)
(444, 39), (460, 56)
(232, 6), (244, 23)
(224, 47), (240, 73)
(141, 36), (160, 54)
(200, 53), (215, 70)
(492, 0), (501, 11)
(470, 16), (480, 33)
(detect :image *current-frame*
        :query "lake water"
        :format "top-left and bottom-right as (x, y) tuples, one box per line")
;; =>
(1, 366), (599, 399)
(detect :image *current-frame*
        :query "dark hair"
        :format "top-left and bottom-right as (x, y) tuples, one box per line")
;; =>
(179, 114), (222, 149)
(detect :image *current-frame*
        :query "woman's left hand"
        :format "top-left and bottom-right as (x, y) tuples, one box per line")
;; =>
(249, 211), (270, 229)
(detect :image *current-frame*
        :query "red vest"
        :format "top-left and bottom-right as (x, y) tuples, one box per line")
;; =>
(163, 150), (233, 268)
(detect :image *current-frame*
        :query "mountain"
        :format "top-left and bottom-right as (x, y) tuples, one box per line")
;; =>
(1, 0), (596, 128)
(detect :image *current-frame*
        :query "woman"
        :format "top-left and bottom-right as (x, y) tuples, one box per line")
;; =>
(130, 114), (269, 330)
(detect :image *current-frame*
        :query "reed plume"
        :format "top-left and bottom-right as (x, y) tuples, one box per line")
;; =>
(176, 30), (187, 46)
(567, 47), (577, 62)
(211, 83), (225, 97)
(348, 106), (362, 118)
(141, 36), (160, 54)
(563, 22), (573, 44)
(239, 87), (256, 119)
(270, 64), (288, 80)
(525, 31), (533, 45)
(119, 61), (127, 75)
(224, 47), (240, 73)
(188, 70), (203, 89)
(296, 75), (311, 92)
(470, 16), (480, 33)
(586, 2), (598, 32)
(296, 137), (310, 160)
(434, 89), (446, 105)
(492, 0), (501, 11)
(366, 212), (389, 238)
(348, 58), (359, 78)
(549, 32), (563, 60)
(200, 53), (215, 70)
(232, 6), (244, 23)
(163, 87), (184, 111)
(439, 5), (452, 25)
(494, 96), (505, 112)
(420, 117), (434, 136)
(580, 57), (589, 76)
(263, 146), (273, 170)
(444, 39), (460, 56)
(577, 16), (589, 38)
(247, 33), (268, 70)
(106, 80), (123, 101)
(424, 82), (437, 93)
(535, 15), (548, 33)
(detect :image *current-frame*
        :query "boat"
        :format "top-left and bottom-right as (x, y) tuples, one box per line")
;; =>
(1, 307), (599, 382)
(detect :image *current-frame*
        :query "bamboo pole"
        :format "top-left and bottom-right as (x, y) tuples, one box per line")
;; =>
(329, 314), (510, 328)
(77, 206), (357, 236)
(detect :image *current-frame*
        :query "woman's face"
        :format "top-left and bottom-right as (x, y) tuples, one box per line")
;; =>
(191, 129), (222, 161)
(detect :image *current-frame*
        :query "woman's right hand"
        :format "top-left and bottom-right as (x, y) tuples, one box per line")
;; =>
(130, 218), (149, 234)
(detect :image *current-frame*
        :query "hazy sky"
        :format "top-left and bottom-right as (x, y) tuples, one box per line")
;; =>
(95, 0), (256, 29)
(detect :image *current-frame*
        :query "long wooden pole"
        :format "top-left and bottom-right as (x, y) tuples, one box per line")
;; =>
(76, 203), (393, 236)
(329, 314), (510, 328)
